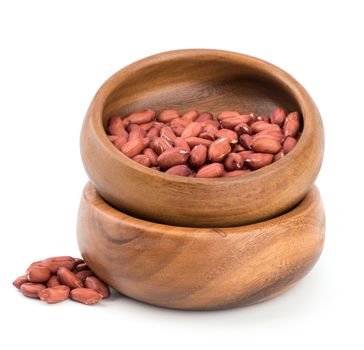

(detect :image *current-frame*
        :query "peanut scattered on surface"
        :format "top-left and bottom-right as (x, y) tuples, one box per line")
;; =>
(13, 257), (111, 305)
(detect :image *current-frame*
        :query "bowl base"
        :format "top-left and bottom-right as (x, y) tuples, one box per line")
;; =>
(77, 183), (325, 310)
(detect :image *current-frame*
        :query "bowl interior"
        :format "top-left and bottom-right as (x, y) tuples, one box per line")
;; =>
(81, 50), (323, 227)
(101, 52), (301, 126)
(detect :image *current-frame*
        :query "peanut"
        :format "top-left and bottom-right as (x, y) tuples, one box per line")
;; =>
(283, 136), (297, 154)
(203, 123), (219, 136)
(239, 134), (253, 149)
(270, 107), (286, 126)
(39, 256), (76, 273)
(283, 112), (300, 137)
(215, 129), (238, 144)
(217, 110), (241, 121)
(112, 136), (128, 151)
(196, 163), (225, 178)
(108, 135), (119, 142)
(232, 144), (245, 153)
(189, 145), (207, 168)
(143, 148), (158, 166)
(170, 125), (185, 136)
(151, 137), (174, 155)
(126, 123), (139, 132)
(147, 126), (160, 141)
(73, 262), (89, 273)
(174, 137), (191, 152)
(139, 121), (155, 131)
(128, 124), (147, 140)
(181, 110), (199, 122)
(13, 275), (28, 289)
(224, 153), (244, 171)
(27, 265), (51, 283)
(57, 267), (83, 289)
(255, 115), (269, 122)
(157, 148), (190, 170)
(251, 136), (282, 154)
(234, 122), (252, 136)
(165, 165), (193, 176)
(170, 117), (190, 128)
(121, 138), (149, 158)
(251, 121), (281, 134)
(184, 137), (213, 148)
(39, 286), (70, 304)
(26, 260), (42, 273)
(254, 130), (285, 143)
(20, 283), (46, 298)
(274, 150), (285, 162)
(70, 288), (103, 305)
(245, 153), (274, 170)
(123, 109), (156, 125)
(84, 276), (111, 299)
(199, 132), (215, 141)
(74, 258), (84, 267)
(160, 126), (177, 142)
(132, 154), (151, 167)
(208, 138), (231, 162)
(75, 270), (94, 283)
(153, 122), (165, 130)
(224, 169), (251, 177)
(239, 114), (254, 124)
(238, 150), (254, 162)
(220, 116), (251, 130)
(195, 112), (213, 122)
(107, 116), (127, 137)
(181, 122), (203, 138)
(157, 109), (181, 123)
(201, 120), (220, 130)
(46, 276), (61, 288)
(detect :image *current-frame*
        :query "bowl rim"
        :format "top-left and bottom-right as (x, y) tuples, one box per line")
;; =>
(86, 48), (321, 184)
(82, 181), (322, 233)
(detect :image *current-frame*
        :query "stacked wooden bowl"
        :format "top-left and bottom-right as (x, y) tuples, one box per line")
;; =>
(78, 49), (325, 310)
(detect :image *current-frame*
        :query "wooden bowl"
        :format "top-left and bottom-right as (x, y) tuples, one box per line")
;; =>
(80, 49), (324, 227)
(77, 182), (325, 310)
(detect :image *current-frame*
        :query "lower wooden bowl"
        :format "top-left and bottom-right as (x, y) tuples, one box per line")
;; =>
(77, 183), (325, 310)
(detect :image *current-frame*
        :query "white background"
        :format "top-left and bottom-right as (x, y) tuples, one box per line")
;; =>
(1, 1), (363, 349)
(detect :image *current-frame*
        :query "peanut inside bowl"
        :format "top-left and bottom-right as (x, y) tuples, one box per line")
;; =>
(81, 49), (324, 227)
(105, 107), (302, 177)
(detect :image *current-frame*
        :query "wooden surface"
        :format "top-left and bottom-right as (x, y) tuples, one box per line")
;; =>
(77, 182), (325, 310)
(80, 49), (324, 227)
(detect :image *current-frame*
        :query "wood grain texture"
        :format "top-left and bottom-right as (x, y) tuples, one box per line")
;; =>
(77, 182), (325, 310)
(80, 49), (324, 227)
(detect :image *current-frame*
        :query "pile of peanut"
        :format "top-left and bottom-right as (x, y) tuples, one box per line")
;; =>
(13, 256), (110, 305)
(107, 108), (301, 177)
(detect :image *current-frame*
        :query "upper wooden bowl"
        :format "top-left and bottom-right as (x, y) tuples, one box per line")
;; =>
(77, 182), (325, 310)
(80, 49), (324, 227)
